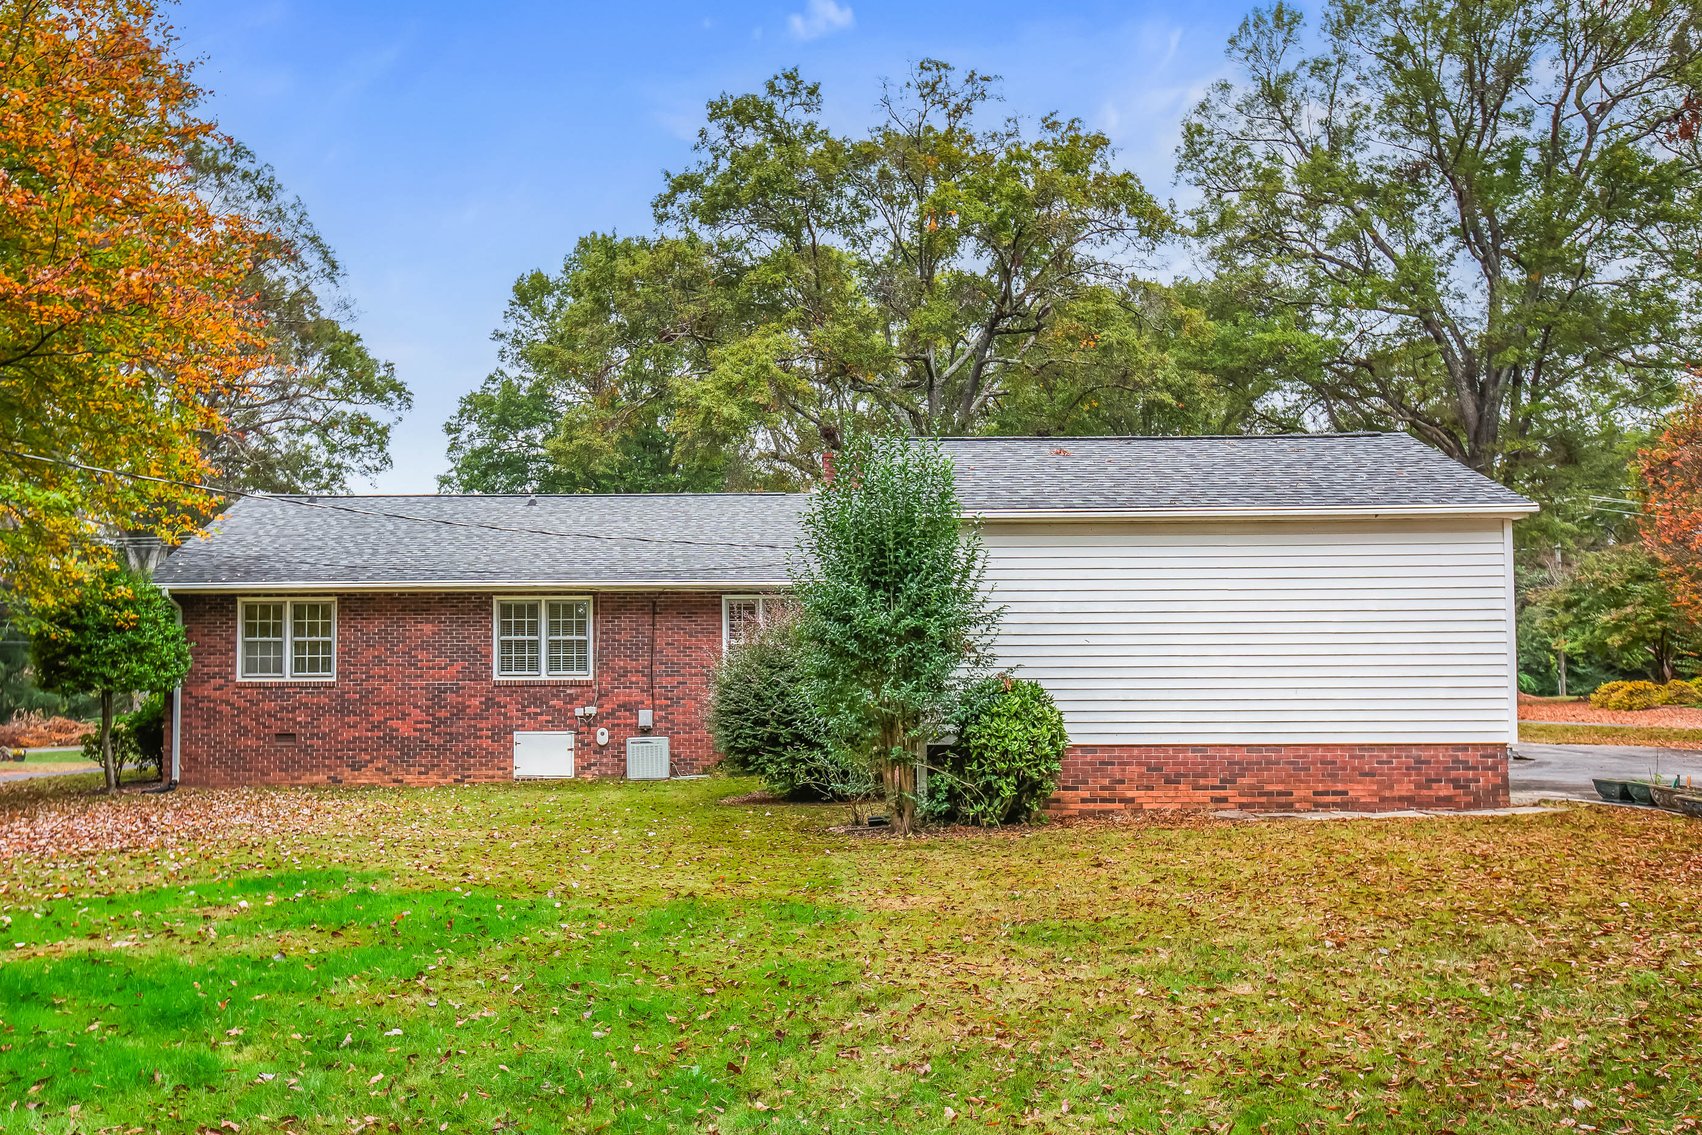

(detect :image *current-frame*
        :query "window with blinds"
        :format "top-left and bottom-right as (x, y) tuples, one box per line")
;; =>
(495, 597), (592, 678)
(238, 599), (336, 679)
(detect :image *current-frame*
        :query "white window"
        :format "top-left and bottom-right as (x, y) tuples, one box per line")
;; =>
(238, 599), (336, 680)
(723, 594), (792, 650)
(494, 597), (592, 679)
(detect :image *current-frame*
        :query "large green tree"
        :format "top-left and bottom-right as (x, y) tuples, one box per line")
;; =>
(444, 63), (1210, 492)
(192, 139), (411, 493)
(1179, 0), (1702, 493)
(443, 234), (733, 493)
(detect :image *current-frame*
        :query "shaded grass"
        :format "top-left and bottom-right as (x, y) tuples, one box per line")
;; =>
(1, 778), (1699, 1132)
(1520, 721), (1702, 748)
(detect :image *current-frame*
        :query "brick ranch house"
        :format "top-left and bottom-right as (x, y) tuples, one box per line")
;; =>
(154, 434), (1536, 812)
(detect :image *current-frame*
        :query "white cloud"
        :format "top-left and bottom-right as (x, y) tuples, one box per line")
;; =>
(787, 0), (853, 41)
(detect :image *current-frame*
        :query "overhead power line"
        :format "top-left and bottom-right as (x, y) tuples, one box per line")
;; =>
(3, 449), (799, 553)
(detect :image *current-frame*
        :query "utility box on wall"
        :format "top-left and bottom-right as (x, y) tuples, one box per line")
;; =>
(625, 736), (670, 780)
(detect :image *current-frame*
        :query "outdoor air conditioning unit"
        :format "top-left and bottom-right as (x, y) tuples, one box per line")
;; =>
(626, 736), (670, 780)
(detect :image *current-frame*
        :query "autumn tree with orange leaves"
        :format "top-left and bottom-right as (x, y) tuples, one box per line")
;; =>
(0, 0), (273, 613)
(1640, 375), (1702, 621)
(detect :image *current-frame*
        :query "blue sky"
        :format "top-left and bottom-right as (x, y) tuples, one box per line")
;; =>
(171, 0), (1265, 492)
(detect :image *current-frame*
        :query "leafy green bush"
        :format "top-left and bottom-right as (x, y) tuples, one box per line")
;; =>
(1589, 680), (1664, 710)
(127, 692), (166, 774)
(924, 675), (1068, 826)
(79, 692), (166, 777)
(707, 622), (870, 800)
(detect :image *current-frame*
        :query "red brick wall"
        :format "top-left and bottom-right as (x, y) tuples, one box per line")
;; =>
(1052, 743), (1510, 813)
(170, 592), (726, 786)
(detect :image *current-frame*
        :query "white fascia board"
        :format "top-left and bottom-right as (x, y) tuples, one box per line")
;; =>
(158, 578), (794, 595)
(965, 503), (1539, 521)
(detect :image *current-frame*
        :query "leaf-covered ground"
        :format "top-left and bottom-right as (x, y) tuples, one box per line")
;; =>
(1518, 695), (1702, 728)
(0, 775), (1698, 1133)
(1520, 721), (1702, 751)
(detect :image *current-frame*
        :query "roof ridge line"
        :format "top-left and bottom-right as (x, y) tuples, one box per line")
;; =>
(258, 491), (810, 502)
(934, 432), (1396, 442)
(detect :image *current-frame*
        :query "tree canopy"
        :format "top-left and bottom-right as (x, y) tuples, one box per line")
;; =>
(1, 0), (408, 614)
(1639, 376), (1702, 621)
(443, 63), (1234, 492)
(1, 0), (272, 608)
(1527, 544), (1698, 686)
(1179, 0), (1702, 498)
(191, 139), (411, 494)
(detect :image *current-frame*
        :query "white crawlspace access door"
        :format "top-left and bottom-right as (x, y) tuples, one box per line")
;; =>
(513, 730), (574, 778)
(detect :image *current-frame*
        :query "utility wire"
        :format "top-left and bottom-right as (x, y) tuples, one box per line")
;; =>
(4, 449), (800, 553)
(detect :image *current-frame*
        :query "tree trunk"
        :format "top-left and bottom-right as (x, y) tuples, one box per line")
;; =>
(99, 690), (117, 795)
(878, 720), (919, 835)
(1557, 650), (1567, 698)
(891, 754), (917, 835)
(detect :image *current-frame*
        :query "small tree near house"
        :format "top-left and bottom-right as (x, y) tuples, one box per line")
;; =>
(792, 434), (998, 834)
(31, 571), (189, 794)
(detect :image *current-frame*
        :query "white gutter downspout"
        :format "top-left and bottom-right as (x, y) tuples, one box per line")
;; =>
(168, 595), (182, 787)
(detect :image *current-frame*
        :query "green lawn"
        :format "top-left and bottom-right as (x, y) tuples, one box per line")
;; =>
(1, 777), (1698, 1133)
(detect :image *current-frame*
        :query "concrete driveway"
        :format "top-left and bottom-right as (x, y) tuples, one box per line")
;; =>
(1510, 743), (1702, 804)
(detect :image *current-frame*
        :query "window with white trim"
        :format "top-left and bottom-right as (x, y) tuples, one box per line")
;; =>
(723, 594), (792, 650)
(495, 597), (592, 678)
(238, 599), (336, 680)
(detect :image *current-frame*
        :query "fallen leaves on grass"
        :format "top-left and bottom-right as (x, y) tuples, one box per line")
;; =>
(1518, 694), (1702, 727)
(2, 778), (1702, 1131)
(0, 786), (400, 863)
(1519, 722), (1702, 750)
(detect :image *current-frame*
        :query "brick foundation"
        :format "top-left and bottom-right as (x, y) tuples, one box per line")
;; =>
(171, 591), (725, 787)
(1051, 743), (1511, 813)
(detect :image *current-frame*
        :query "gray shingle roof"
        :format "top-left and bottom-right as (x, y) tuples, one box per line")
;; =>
(940, 433), (1534, 514)
(153, 493), (805, 589)
(154, 434), (1532, 590)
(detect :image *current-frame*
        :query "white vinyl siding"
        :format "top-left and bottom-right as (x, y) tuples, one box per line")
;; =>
(494, 597), (592, 679)
(981, 517), (1516, 745)
(238, 599), (336, 681)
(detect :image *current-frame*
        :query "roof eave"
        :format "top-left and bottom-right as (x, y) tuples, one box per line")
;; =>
(156, 577), (794, 595)
(965, 503), (1539, 521)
